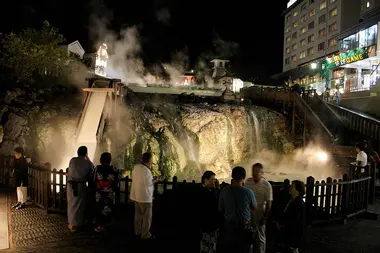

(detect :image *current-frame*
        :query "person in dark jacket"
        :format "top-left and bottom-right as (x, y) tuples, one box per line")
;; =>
(199, 171), (220, 253)
(276, 180), (307, 253)
(12, 147), (29, 210)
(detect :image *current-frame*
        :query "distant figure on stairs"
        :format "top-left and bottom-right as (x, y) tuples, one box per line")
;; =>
(67, 146), (94, 232)
(335, 87), (341, 105)
(355, 142), (368, 167)
(11, 147), (29, 210)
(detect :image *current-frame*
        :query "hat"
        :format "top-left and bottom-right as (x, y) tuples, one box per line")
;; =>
(14, 147), (24, 154)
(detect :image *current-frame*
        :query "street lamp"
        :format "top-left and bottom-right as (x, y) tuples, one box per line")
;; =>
(311, 63), (317, 69)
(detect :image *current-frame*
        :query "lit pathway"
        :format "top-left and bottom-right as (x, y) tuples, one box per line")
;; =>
(0, 192), (9, 250)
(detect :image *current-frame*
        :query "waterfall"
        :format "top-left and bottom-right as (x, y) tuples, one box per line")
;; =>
(250, 110), (262, 152)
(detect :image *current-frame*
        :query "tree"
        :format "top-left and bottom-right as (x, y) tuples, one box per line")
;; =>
(0, 21), (72, 83)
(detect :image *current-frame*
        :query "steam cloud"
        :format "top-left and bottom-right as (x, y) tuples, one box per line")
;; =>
(89, 8), (240, 87)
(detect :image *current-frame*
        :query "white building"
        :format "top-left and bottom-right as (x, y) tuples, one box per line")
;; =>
(277, 0), (361, 94)
(60, 40), (85, 59)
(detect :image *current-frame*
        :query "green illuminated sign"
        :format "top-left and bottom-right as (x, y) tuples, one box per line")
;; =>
(324, 47), (369, 70)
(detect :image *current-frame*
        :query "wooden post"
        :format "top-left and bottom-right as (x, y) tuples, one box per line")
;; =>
(305, 176), (315, 221)
(173, 176), (178, 190)
(369, 162), (376, 205)
(44, 169), (49, 214)
(341, 174), (349, 217)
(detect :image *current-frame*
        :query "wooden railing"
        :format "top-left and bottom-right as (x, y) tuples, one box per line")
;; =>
(0, 156), (372, 222)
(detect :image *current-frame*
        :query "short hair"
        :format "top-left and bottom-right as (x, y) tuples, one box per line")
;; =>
(100, 152), (112, 165)
(77, 146), (88, 157)
(14, 147), (24, 155)
(292, 180), (306, 197)
(356, 142), (365, 151)
(201, 171), (216, 183)
(231, 166), (246, 181)
(142, 152), (152, 164)
(252, 163), (263, 170)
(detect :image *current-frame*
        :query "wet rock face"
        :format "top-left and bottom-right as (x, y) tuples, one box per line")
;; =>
(117, 103), (294, 180)
(0, 85), (82, 161)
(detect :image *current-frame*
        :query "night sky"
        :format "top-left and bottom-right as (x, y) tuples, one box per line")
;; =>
(2, 0), (288, 83)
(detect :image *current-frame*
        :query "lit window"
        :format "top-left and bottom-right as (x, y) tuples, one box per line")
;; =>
(367, 1), (370, 8)
(301, 27), (307, 34)
(329, 23), (337, 32)
(319, 28), (326, 37)
(308, 21), (315, 30)
(329, 8), (338, 17)
(292, 43), (298, 50)
(308, 34), (315, 43)
(301, 39), (307, 46)
(286, 36), (291, 43)
(318, 42), (325, 51)
(319, 14), (326, 24)
(307, 47), (314, 56)
(294, 11), (299, 16)
(320, 0), (327, 10)
(328, 39), (337, 47)
(310, 9), (315, 16)
(330, 0), (336, 3)
(292, 55), (297, 62)
(300, 51), (307, 59)
(286, 47), (291, 54)
(286, 26), (291, 32)
(293, 21), (299, 28)
(286, 15), (291, 22)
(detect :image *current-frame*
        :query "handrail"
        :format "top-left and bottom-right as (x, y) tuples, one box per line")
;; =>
(294, 93), (334, 140)
(328, 103), (380, 125)
(314, 94), (345, 125)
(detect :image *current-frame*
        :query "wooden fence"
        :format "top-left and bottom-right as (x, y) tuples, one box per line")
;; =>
(0, 157), (372, 223)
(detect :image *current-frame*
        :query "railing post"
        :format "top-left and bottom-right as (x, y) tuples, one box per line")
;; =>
(341, 174), (349, 217)
(173, 176), (178, 190)
(124, 176), (129, 204)
(306, 176), (314, 221)
(44, 169), (49, 214)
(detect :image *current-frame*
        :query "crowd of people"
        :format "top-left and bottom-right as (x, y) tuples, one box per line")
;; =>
(9, 146), (308, 253)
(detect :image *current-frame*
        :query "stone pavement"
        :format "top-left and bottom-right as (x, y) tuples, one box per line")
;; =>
(0, 192), (9, 250)
(2, 191), (380, 253)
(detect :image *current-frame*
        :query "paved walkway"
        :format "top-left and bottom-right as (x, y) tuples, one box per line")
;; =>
(0, 192), (9, 250)
(2, 192), (380, 253)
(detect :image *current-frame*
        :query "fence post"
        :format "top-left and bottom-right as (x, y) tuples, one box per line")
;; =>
(369, 162), (376, 205)
(173, 176), (178, 190)
(124, 176), (129, 204)
(163, 179), (168, 192)
(306, 176), (314, 221)
(341, 174), (349, 217)
(44, 169), (49, 214)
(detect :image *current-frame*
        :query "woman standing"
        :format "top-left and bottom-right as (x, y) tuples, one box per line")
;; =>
(93, 152), (121, 232)
(199, 171), (220, 253)
(276, 180), (307, 253)
(11, 147), (29, 210)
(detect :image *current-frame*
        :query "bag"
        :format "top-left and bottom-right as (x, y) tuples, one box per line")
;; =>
(230, 187), (257, 244)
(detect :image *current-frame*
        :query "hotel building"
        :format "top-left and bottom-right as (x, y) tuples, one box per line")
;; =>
(276, 0), (362, 93)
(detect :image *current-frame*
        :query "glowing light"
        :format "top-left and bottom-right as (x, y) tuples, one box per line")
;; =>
(311, 63), (317, 69)
(317, 152), (328, 162)
(191, 69), (194, 73)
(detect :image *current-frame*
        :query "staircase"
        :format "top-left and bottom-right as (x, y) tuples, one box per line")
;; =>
(303, 94), (351, 146)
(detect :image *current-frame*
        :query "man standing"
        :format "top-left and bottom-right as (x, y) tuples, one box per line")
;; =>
(67, 146), (94, 232)
(217, 166), (257, 253)
(130, 152), (158, 239)
(245, 163), (273, 253)
(12, 147), (29, 210)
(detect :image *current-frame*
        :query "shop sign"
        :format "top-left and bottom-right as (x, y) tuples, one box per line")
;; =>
(324, 47), (370, 70)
